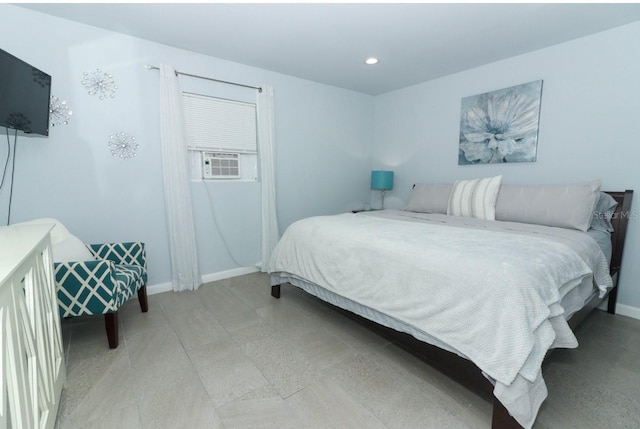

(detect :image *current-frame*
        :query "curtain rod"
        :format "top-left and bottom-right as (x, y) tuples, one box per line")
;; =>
(146, 65), (262, 93)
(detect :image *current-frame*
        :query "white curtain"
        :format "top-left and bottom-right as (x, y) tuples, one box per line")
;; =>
(158, 64), (201, 291)
(256, 85), (280, 272)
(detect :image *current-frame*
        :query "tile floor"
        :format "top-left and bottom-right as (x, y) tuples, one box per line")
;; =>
(55, 272), (640, 429)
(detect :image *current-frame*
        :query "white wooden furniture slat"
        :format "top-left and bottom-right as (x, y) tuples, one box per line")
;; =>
(0, 224), (66, 429)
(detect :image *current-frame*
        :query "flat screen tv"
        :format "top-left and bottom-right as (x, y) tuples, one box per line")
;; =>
(0, 48), (51, 137)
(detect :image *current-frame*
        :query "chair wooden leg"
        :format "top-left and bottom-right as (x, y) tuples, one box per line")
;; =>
(104, 312), (119, 349)
(138, 285), (149, 313)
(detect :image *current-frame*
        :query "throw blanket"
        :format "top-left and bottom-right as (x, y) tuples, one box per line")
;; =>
(269, 210), (612, 428)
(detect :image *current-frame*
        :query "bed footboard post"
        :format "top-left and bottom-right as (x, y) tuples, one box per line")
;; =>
(607, 286), (618, 314)
(271, 284), (281, 299)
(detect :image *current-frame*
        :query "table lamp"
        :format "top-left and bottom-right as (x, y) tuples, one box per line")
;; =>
(371, 170), (394, 209)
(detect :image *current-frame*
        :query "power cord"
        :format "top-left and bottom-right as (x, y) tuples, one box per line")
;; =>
(202, 181), (245, 267)
(2, 128), (18, 225)
(0, 128), (12, 189)
(7, 129), (18, 225)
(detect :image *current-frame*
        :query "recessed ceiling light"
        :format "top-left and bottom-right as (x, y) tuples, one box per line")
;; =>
(365, 57), (379, 65)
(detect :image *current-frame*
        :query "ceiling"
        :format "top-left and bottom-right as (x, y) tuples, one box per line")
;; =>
(19, 3), (640, 95)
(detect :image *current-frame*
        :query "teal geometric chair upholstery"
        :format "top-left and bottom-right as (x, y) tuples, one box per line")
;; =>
(54, 242), (148, 348)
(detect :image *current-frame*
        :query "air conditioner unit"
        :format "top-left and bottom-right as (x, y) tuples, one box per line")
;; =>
(202, 152), (241, 179)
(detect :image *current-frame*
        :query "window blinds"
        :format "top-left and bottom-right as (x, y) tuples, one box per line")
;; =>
(182, 93), (257, 153)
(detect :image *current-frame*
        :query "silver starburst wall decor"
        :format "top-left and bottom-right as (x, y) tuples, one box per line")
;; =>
(49, 96), (72, 126)
(108, 132), (138, 160)
(81, 68), (118, 100)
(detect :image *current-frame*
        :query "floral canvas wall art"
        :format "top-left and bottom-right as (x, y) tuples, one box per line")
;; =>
(458, 80), (543, 165)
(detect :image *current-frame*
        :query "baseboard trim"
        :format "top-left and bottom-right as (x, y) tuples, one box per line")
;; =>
(201, 266), (260, 284)
(597, 300), (640, 320)
(146, 266), (261, 296)
(615, 303), (640, 320)
(147, 281), (173, 295)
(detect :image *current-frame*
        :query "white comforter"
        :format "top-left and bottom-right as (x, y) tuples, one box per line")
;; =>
(269, 210), (612, 428)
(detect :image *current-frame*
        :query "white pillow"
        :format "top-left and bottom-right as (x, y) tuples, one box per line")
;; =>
(447, 175), (502, 220)
(52, 234), (95, 263)
(11, 217), (71, 245)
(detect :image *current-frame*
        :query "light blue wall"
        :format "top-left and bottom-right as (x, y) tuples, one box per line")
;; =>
(0, 5), (374, 286)
(372, 21), (640, 309)
(2, 5), (638, 310)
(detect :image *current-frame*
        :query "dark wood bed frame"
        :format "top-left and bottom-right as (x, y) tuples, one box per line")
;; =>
(270, 190), (633, 429)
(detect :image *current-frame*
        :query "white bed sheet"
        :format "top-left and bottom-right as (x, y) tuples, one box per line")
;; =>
(269, 210), (612, 428)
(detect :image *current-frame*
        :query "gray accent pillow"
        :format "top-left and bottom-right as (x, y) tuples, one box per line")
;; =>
(405, 183), (453, 214)
(495, 180), (602, 231)
(590, 191), (618, 233)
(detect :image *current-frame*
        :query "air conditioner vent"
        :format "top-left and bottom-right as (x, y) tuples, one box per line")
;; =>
(202, 152), (240, 179)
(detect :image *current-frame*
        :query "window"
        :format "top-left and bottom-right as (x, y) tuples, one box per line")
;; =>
(183, 93), (258, 181)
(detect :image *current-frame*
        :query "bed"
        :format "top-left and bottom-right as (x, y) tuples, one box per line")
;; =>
(268, 179), (633, 429)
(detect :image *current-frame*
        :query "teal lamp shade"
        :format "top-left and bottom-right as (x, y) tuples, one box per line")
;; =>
(371, 170), (394, 191)
(370, 170), (394, 209)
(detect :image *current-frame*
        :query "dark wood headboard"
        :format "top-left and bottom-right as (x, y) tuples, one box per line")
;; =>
(604, 190), (633, 313)
(605, 190), (633, 277)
